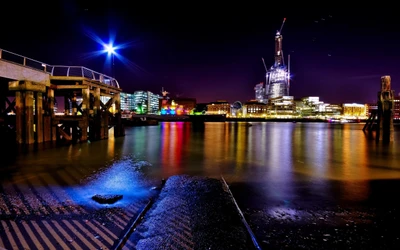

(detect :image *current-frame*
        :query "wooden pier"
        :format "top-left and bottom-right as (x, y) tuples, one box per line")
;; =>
(0, 49), (124, 146)
(363, 75), (394, 142)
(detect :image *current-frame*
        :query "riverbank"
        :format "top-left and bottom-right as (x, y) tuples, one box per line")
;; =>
(122, 115), (370, 123)
(1, 174), (400, 249)
(125, 176), (400, 250)
(0, 175), (255, 250)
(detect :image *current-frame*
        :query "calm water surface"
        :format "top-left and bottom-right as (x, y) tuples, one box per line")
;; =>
(2, 121), (400, 249)
(2, 121), (400, 207)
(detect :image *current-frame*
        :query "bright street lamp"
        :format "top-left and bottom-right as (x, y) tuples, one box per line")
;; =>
(104, 44), (116, 77)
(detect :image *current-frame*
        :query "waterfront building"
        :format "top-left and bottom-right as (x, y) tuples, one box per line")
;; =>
(242, 100), (267, 117)
(230, 101), (243, 117)
(206, 101), (230, 115)
(267, 96), (295, 117)
(134, 91), (160, 114)
(394, 95), (400, 120)
(323, 104), (342, 117)
(172, 98), (196, 112)
(342, 103), (368, 118)
(119, 91), (161, 114)
(295, 97), (344, 118)
(159, 97), (196, 115)
(367, 94), (400, 120)
(298, 97), (324, 117)
(120, 92), (135, 111)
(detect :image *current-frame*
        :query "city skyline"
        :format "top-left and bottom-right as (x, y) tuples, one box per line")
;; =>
(1, 3), (400, 104)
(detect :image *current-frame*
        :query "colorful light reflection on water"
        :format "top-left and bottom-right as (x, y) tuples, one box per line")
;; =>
(2, 122), (400, 208)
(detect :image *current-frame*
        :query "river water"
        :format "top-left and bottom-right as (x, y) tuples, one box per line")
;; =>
(2, 121), (400, 207)
(1, 121), (400, 249)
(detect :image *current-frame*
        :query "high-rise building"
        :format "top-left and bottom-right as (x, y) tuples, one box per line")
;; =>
(266, 20), (290, 99)
(120, 92), (135, 111)
(254, 82), (266, 103)
(133, 90), (160, 114)
(260, 18), (291, 101)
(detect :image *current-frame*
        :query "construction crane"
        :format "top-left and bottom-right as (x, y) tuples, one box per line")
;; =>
(261, 58), (268, 72)
(278, 17), (286, 34)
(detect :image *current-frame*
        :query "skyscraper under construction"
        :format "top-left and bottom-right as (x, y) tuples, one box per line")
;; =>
(259, 18), (290, 103)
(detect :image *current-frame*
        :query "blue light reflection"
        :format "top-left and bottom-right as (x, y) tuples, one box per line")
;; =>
(65, 157), (154, 207)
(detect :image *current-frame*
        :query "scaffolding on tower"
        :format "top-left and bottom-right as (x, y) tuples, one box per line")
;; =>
(264, 18), (291, 100)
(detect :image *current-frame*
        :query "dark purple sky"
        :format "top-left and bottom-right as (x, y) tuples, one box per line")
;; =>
(1, 2), (400, 104)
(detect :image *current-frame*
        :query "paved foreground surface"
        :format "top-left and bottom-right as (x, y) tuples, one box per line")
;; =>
(124, 175), (255, 249)
(229, 180), (400, 250)
(3, 174), (400, 249)
(0, 175), (254, 250)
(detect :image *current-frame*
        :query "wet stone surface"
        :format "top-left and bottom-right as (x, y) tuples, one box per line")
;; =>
(128, 175), (254, 250)
(244, 205), (400, 249)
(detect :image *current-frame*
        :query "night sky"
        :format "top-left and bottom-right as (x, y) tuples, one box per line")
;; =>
(1, 2), (400, 104)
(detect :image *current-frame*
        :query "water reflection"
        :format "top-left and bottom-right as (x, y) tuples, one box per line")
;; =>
(338, 124), (369, 201)
(160, 122), (187, 174)
(3, 122), (400, 208)
(264, 123), (295, 202)
(203, 123), (226, 174)
(108, 128), (115, 158)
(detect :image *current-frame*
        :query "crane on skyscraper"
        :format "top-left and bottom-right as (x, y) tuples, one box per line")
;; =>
(261, 57), (268, 72)
(278, 17), (286, 34)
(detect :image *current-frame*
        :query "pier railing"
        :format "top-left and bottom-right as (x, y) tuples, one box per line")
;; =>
(0, 48), (119, 88)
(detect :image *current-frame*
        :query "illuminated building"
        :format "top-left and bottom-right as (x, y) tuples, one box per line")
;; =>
(230, 101), (243, 117)
(173, 98), (196, 112)
(323, 104), (342, 117)
(298, 97), (324, 117)
(367, 102), (378, 117)
(242, 100), (267, 117)
(267, 96), (295, 117)
(117, 91), (161, 114)
(367, 94), (400, 121)
(266, 19), (290, 99)
(120, 92), (135, 111)
(394, 95), (400, 120)
(160, 100), (179, 115)
(206, 101), (230, 115)
(296, 96), (343, 117)
(258, 18), (290, 102)
(254, 82), (266, 103)
(159, 90), (196, 115)
(133, 91), (160, 114)
(342, 103), (368, 118)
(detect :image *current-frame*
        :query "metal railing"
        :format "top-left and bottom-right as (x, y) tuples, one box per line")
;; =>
(0, 48), (120, 88)
(50, 65), (119, 88)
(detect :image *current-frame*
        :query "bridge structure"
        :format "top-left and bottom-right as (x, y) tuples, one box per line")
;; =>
(0, 48), (124, 145)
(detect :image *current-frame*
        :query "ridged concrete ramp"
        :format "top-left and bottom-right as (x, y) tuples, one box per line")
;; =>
(118, 175), (260, 250)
